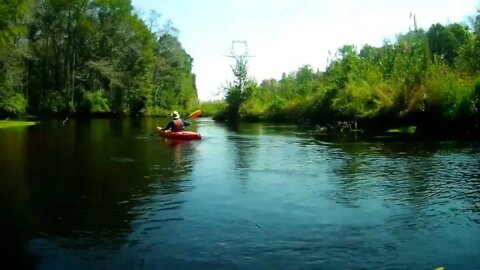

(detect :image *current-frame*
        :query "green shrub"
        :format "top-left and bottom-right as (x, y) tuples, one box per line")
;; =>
(424, 64), (473, 119)
(125, 88), (147, 116)
(474, 76), (480, 96)
(81, 90), (110, 113)
(332, 80), (394, 119)
(0, 92), (26, 115)
(199, 100), (227, 117)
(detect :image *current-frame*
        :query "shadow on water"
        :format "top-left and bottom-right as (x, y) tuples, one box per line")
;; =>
(0, 119), (199, 269)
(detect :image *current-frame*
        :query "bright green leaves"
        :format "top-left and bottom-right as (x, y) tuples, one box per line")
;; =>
(0, 0), (31, 46)
(0, 0), (32, 116)
(0, 0), (198, 116)
(81, 90), (110, 113)
(0, 92), (27, 115)
(223, 53), (257, 120)
(153, 34), (197, 112)
(236, 13), (480, 125)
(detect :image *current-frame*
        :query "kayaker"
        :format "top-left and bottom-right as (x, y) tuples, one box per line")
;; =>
(160, 111), (191, 132)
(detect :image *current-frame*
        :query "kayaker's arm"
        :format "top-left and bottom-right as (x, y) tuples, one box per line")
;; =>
(163, 121), (175, 131)
(182, 119), (191, 127)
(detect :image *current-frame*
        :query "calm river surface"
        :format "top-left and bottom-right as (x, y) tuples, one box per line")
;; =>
(1, 118), (479, 270)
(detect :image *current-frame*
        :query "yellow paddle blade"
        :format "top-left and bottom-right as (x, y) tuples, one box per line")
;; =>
(187, 109), (202, 119)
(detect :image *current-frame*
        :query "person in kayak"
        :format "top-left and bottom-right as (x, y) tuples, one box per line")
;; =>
(160, 111), (191, 132)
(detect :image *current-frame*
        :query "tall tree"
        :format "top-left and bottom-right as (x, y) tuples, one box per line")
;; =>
(23, 0), (199, 116)
(0, 0), (32, 115)
(153, 33), (196, 110)
(223, 51), (256, 120)
(427, 23), (470, 66)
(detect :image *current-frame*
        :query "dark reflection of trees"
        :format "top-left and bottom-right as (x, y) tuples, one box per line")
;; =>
(0, 118), (196, 268)
(22, 119), (139, 240)
(224, 119), (240, 132)
(0, 128), (38, 269)
(226, 122), (261, 188)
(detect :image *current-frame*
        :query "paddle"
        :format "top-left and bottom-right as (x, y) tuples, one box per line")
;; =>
(187, 109), (202, 119)
(150, 110), (202, 136)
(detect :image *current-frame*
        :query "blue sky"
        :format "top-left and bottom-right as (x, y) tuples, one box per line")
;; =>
(131, 0), (479, 101)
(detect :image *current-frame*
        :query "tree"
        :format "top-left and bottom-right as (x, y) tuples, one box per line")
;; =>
(0, 0), (199, 116)
(0, 0), (32, 116)
(152, 33), (197, 111)
(224, 51), (256, 120)
(427, 23), (470, 66)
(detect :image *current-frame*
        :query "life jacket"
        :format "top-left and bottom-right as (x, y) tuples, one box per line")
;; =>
(172, 119), (184, 132)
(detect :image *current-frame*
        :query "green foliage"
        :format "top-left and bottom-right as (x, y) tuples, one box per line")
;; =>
(332, 80), (395, 119)
(151, 34), (197, 112)
(222, 54), (256, 120)
(0, 0), (197, 117)
(427, 23), (469, 66)
(439, 83), (472, 119)
(456, 14), (480, 73)
(421, 62), (473, 119)
(325, 45), (362, 90)
(0, 92), (27, 115)
(0, 0), (31, 116)
(0, 53), (26, 115)
(199, 100), (227, 117)
(0, 0), (32, 45)
(265, 97), (287, 121)
(1, 0), (479, 128)
(234, 10), (480, 129)
(474, 76), (480, 95)
(471, 76), (480, 116)
(81, 90), (110, 113)
(239, 97), (267, 121)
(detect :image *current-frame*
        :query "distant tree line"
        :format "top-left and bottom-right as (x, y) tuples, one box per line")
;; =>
(221, 11), (480, 133)
(0, 0), (198, 117)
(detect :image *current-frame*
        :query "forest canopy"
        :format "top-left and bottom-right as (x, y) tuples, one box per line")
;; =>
(0, 0), (198, 117)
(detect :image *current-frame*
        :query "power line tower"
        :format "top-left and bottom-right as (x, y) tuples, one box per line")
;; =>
(216, 41), (252, 98)
(224, 40), (254, 59)
(223, 40), (254, 89)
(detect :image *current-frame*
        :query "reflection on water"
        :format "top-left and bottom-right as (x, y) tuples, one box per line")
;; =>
(0, 118), (479, 269)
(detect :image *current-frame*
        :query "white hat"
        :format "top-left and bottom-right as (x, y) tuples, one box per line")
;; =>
(171, 111), (180, 119)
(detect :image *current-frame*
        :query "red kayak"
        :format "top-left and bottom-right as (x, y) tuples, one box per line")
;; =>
(156, 127), (202, 140)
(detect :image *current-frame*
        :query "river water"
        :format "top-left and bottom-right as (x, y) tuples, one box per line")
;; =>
(0, 118), (479, 269)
